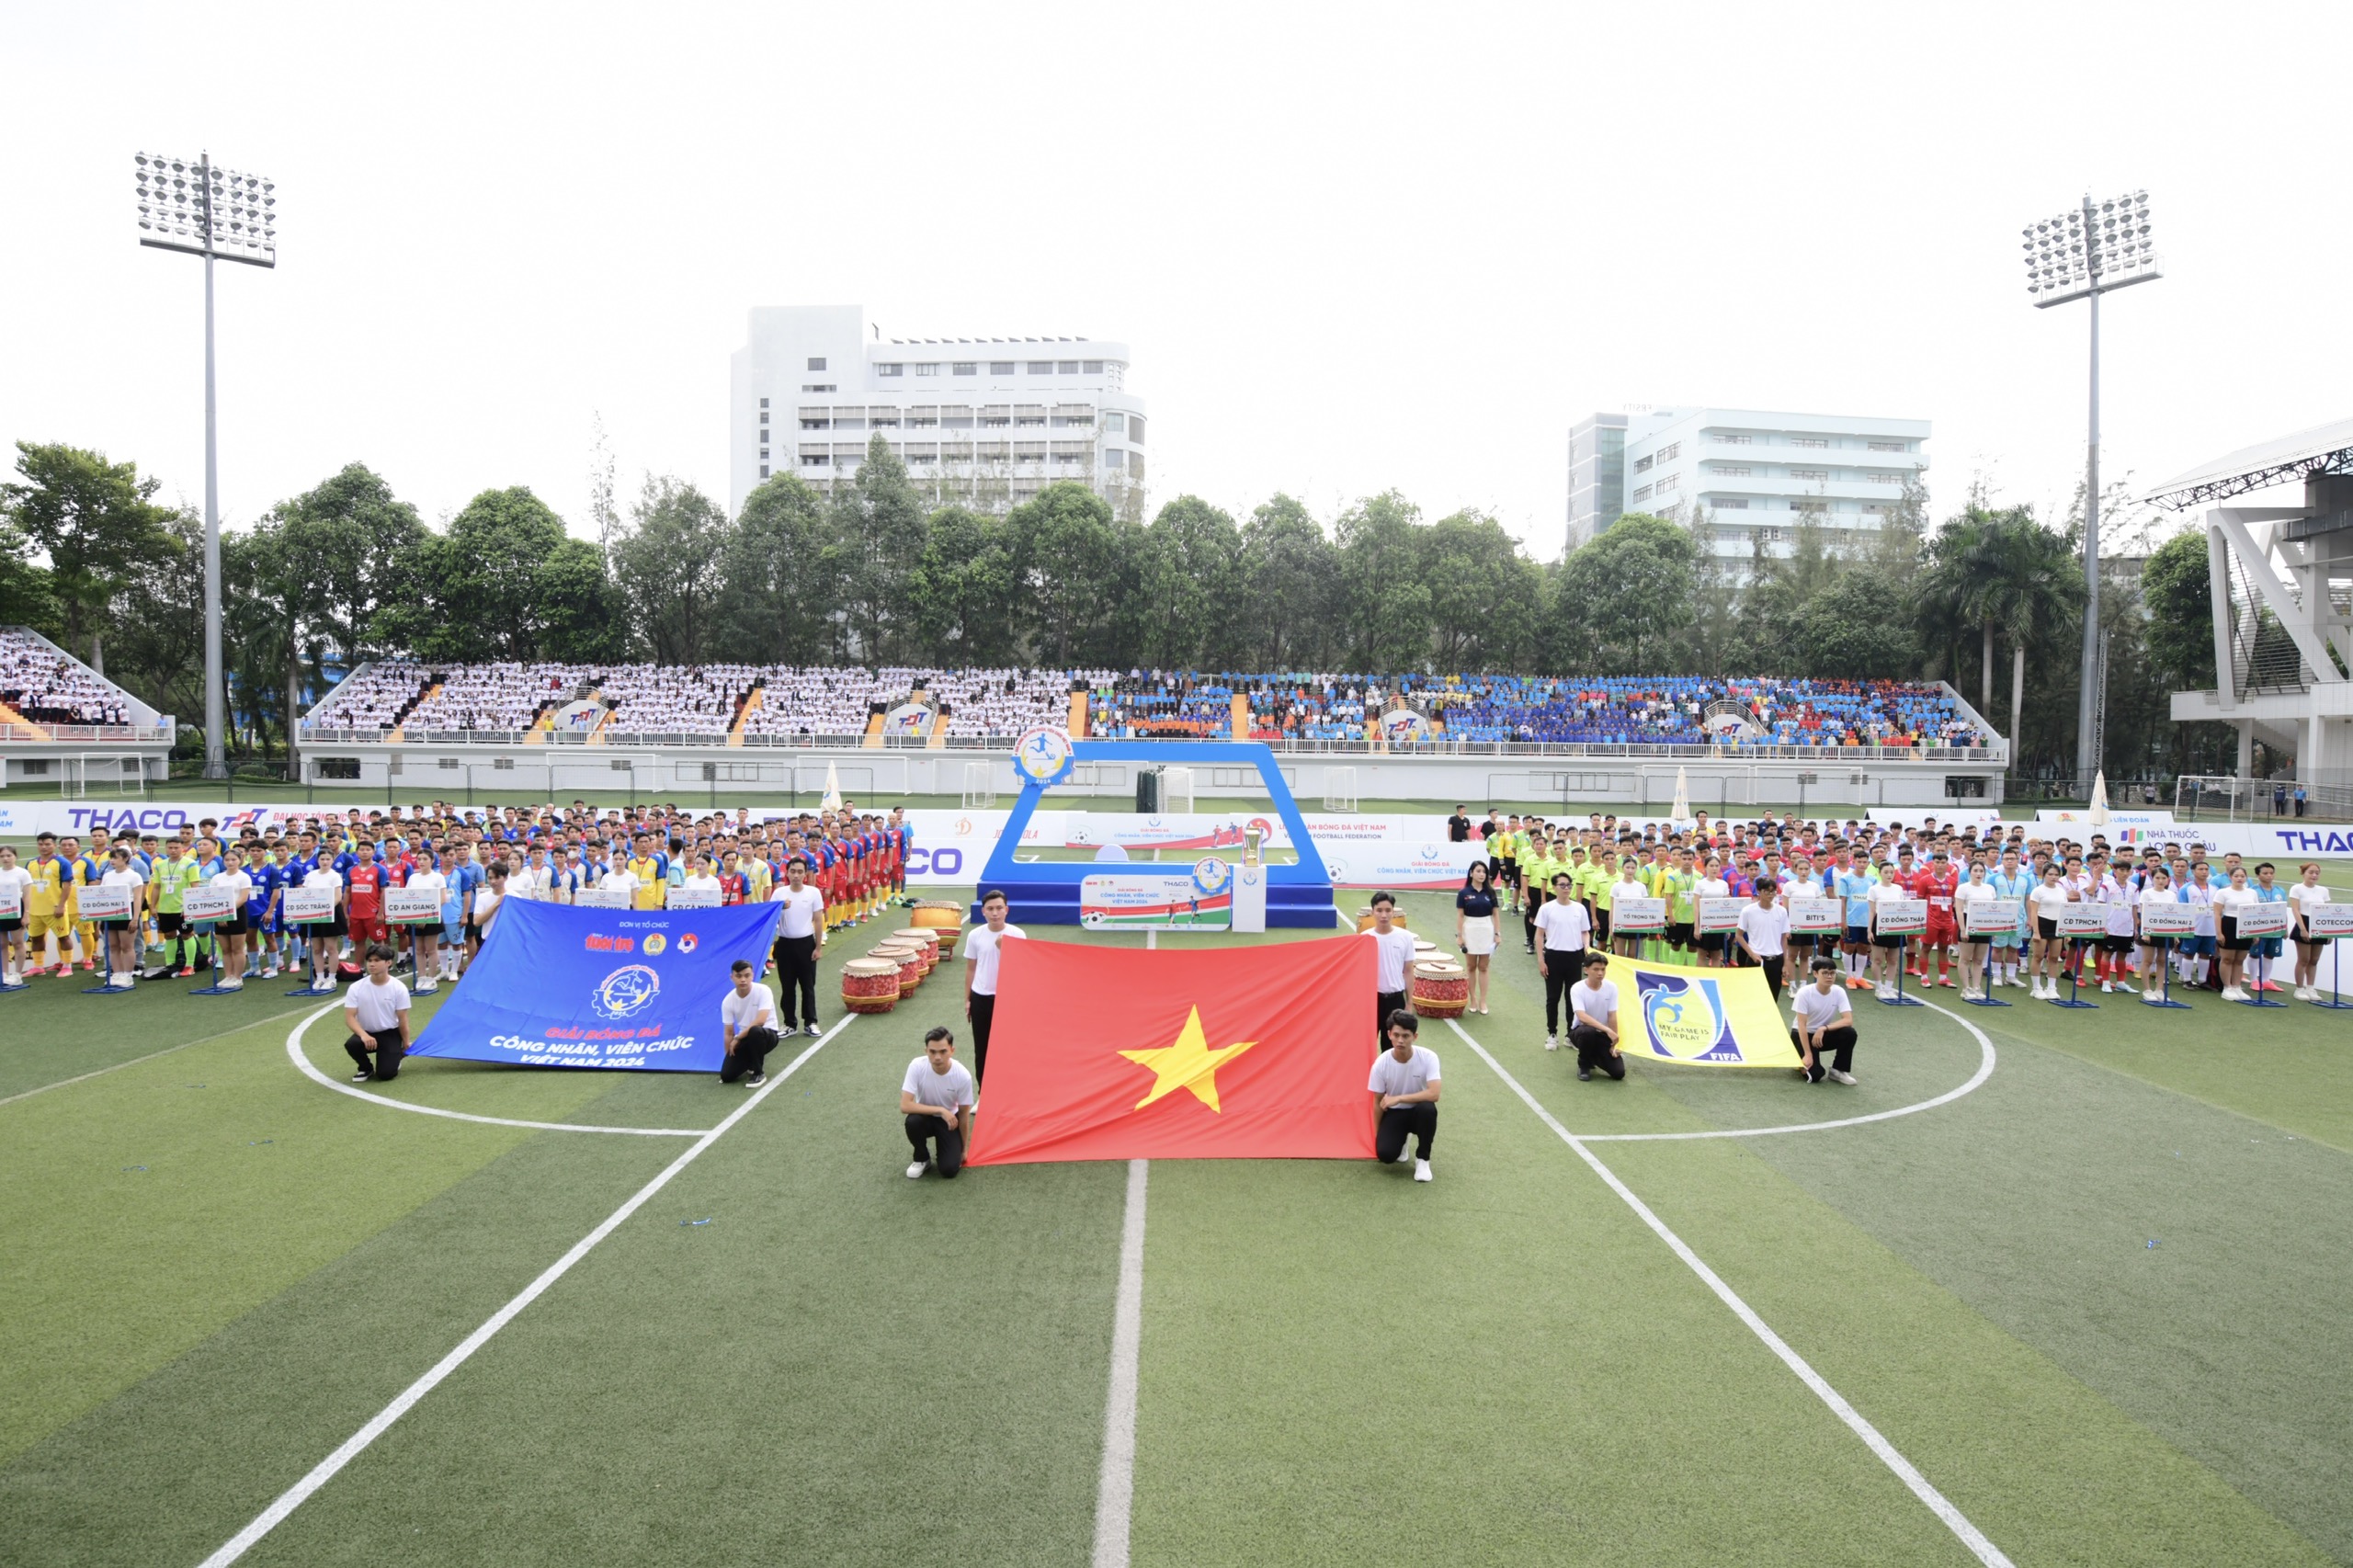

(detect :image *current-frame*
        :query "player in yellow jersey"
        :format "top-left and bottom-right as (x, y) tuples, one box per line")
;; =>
(23, 832), (70, 976)
(627, 835), (666, 910)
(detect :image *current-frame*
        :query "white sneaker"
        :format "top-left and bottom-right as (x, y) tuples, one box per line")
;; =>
(905, 1160), (928, 1179)
(1826, 1068), (1857, 1085)
(313, 976), (334, 993)
(111, 972), (134, 989)
(1393, 1147), (1414, 1165)
(2100, 980), (2115, 994)
(2222, 986), (2245, 1002)
(262, 966), (279, 980)
(1543, 1034), (1558, 1051)
(1413, 1158), (1433, 1182)
(220, 978), (243, 991)
(417, 979), (438, 994)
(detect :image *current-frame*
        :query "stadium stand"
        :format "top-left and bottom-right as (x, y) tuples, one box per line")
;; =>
(0, 628), (137, 727)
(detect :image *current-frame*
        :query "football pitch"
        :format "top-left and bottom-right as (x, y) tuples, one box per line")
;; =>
(4, 890), (2350, 1566)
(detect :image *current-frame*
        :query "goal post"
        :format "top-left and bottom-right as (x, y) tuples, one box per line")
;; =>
(961, 760), (996, 810)
(1162, 765), (1195, 816)
(61, 755), (145, 799)
(1324, 766), (1358, 813)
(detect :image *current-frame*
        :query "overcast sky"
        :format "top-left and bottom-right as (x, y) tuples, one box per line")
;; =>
(6, 2), (2347, 563)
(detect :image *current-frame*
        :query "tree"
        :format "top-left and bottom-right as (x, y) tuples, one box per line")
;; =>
(1424, 508), (1539, 672)
(1009, 482), (1120, 667)
(1915, 506), (2081, 748)
(1136, 495), (1242, 669)
(1793, 572), (1919, 677)
(1334, 491), (1432, 672)
(829, 436), (929, 663)
(1236, 494), (1337, 670)
(1557, 513), (1694, 673)
(535, 538), (632, 663)
(905, 504), (1019, 666)
(2142, 528), (2218, 690)
(609, 476), (727, 665)
(713, 473), (839, 665)
(2, 441), (179, 672)
(0, 516), (60, 637)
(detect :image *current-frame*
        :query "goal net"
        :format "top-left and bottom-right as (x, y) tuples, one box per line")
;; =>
(62, 755), (145, 799)
(1162, 766), (1195, 816)
(1324, 766), (1358, 812)
(961, 760), (996, 810)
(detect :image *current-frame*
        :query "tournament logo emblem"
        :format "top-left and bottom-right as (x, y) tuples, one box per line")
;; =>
(642, 933), (667, 956)
(1633, 971), (1745, 1063)
(592, 963), (662, 1020)
(677, 933), (699, 954)
(1013, 725), (1076, 787)
(1191, 857), (1232, 896)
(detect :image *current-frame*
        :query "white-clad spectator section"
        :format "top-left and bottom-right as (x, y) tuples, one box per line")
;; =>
(0, 627), (166, 738)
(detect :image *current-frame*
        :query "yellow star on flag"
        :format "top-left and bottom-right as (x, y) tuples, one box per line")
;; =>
(1119, 1005), (1258, 1114)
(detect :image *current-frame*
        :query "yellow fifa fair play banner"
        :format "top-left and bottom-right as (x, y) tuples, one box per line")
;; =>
(1603, 955), (1802, 1070)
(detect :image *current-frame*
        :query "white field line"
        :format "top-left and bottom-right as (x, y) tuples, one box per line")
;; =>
(1448, 1017), (2015, 1568)
(197, 1014), (855, 1568)
(1090, 1158), (1150, 1568)
(285, 1001), (709, 1137)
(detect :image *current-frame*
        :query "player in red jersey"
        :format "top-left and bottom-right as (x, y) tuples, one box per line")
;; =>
(718, 850), (747, 905)
(345, 855), (388, 951)
(1915, 846), (1961, 987)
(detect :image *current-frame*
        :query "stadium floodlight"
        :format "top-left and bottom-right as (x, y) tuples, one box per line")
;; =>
(136, 152), (276, 780)
(2018, 189), (2157, 793)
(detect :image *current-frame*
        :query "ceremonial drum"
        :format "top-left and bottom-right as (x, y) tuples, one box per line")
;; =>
(1413, 939), (1442, 964)
(891, 928), (941, 973)
(1355, 905), (1411, 933)
(910, 901), (961, 957)
(842, 959), (901, 1014)
(1411, 960), (1470, 1019)
(870, 944), (925, 998)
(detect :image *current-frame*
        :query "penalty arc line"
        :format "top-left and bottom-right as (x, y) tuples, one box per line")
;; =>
(1446, 1017), (2016, 1568)
(196, 1013), (858, 1568)
(1090, 1158), (1149, 1568)
(285, 1001), (711, 1137)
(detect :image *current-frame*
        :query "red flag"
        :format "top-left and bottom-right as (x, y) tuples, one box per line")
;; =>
(966, 936), (1379, 1165)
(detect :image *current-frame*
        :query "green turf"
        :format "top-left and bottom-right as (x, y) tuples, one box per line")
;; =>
(2, 890), (2347, 1564)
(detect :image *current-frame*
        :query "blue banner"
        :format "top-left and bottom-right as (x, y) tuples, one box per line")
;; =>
(408, 900), (780, 1073)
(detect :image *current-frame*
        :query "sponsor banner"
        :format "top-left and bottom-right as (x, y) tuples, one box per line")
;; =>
(2233, 902), (2293, 938)
(384, 889), (442, 925)
(2139, 904), (2198, 937)
(1697, 896), (1746, 934)
(1874, 897), (1929, 937)
(881, 700), (935, 741)
(1313, 841), (1485, 891)
(1079, 862), (1233, 929)
(551, 699), (605, 733)
(1867, 809), (2009, 831)
(409, 900), (782, 1073)
(2037, 809), (2175, 827)
(0, 803), (290, 841)
(1605, 955), (1801, 1070)
(283, 885), (336, 924)
(1613, 894), (1668, 933)
(181, 887), (238, 923)
(2306, 904), (2353, 937)
(1788, 897), (1845, 935)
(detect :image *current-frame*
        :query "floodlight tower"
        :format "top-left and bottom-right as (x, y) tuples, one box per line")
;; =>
(135, 151), (277, 780)
(2021, 189), (2157, 790)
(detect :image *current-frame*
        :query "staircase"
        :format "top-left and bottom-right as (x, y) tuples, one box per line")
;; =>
(860, 707), (887, 749)
(1068, 687), (1089, 737)
(730, 687), (763, 748)
(0, 699), (50, 740)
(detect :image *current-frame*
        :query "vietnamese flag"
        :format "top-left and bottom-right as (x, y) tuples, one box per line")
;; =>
(966, 935), (1379, 1165)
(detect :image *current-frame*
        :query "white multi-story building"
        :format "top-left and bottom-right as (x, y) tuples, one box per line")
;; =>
(1568, 406), (1929, 559)
(729, 305), (1147, 517)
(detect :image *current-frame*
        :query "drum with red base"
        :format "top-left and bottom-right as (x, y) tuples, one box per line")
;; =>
(1412, 960), (1470, 1018)
(891, 928), (941, 973)
(842, 959), (901, 1014)
(870, 944), (925, 998)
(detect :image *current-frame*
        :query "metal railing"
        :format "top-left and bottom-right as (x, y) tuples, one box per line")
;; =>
(0, 722), (175, 744)
(2176, 774), (2353, 821)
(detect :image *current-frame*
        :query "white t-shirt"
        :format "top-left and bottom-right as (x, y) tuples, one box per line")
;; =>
(405, 869), (447, 907)
(772, 883), (825, 938)
(2029, 881), (2074, 921)
(1867, 879), (1910, 926)
(1696, 876), (1730, 906)
(1791, 983), (1851, 1032)
(2289, 882), (2331, 923)
(509, 863), (555, 901)
(0, 863), (29, 916)
(209, 869), (255, 910)
(347, 974), (411, 1033)
(601, 869), (638, 904)
(1367, 926), (1417, 990)
(1368, 1044), (1441, 1097)
(1735, 902), (1790, 957)
(965, 922), (1026, 995)
(682, 873), (722, 899)
(1534, 900), (1592, 952)
(473, 886), (506, 926)
(721, 982), (774, 1035)
(1570, 977), (1620, 1028)
(903, 1055), (976, 1111)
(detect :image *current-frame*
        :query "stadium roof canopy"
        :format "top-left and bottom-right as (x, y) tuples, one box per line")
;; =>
(2144, 416), (2353, 509)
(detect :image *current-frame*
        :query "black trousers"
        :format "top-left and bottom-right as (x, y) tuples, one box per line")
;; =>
(1791, 1024), (1858, 1082)
(1376, 990), (1406, 1042)
(905, 1113), (964, 1176)
(969, 992), (996, 1083)
(1540, 952), (1584, 1032)
(344, 1027), (404, 1081)
(1567, 1025), (1626, 1078)
(1757, 953), (1785, 999)
(1522, 903), (1540, 950)
(1376, 1102), (1438, 1162)
(721, 1025), (779, 1083)
(769, 934), (818, 1028)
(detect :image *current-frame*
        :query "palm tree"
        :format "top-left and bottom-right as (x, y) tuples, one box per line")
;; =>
(1916, 506), (2084, 748)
